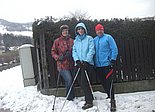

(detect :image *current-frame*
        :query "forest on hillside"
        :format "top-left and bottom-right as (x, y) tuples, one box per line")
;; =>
(0, 33), (32, 51)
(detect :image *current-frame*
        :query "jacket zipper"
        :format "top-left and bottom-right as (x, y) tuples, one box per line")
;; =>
(98, 38), (101, 66)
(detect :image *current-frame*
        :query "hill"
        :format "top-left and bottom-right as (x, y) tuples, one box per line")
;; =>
(0, 19), (32, 37)
(0, 19), (32, 31)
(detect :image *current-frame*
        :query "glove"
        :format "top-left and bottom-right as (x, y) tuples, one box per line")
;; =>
(58, 55), (65, 61)
(76, 60), (82, 68)
(82, 61), (89, 70)
(110, 60), (116, 69)
(65, 51), (71, 58)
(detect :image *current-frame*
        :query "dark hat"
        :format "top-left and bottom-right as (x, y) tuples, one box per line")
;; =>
(60, 25), (69, 32)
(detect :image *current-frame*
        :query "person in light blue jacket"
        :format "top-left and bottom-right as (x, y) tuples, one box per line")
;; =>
(94, 24), (118, 111)
(72, 22), (95, 110)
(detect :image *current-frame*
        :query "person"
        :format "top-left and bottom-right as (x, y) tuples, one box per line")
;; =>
(93, 24), (118, 111)
(51, 25), (75, 101)
(72, 22), (95, 110)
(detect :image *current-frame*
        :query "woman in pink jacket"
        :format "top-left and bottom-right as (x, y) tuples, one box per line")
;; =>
(51, 25), (74, 100)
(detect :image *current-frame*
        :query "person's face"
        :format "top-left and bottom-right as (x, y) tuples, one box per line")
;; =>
(77, 27), (85, 35)
(62, 29), (69, 37)
(96, 30), (104, 37)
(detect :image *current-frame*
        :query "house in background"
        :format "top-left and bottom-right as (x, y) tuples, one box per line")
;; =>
(0, 39), (5, 54)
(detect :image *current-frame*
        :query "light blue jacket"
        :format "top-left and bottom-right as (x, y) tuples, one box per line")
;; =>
(72, 22), (95, 65)
(94, 34), (118, 67)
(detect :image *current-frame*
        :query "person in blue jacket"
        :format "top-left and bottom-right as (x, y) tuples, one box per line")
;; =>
(72, 22), (95, 110)
(94, 24), (118, 111)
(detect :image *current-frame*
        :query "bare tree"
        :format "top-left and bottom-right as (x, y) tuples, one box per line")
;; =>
(61, 10), (91, 20)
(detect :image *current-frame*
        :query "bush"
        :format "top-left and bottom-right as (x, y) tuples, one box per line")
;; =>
(0, 51), (19, 64)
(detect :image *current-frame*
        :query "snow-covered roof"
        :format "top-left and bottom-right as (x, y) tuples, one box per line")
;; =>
(18, 44), (34, 49)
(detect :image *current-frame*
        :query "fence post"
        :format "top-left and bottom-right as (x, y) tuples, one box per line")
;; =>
(39, 31), (49, 89)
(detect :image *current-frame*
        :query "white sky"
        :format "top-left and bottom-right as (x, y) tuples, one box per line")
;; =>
(0, 0), (155, 23)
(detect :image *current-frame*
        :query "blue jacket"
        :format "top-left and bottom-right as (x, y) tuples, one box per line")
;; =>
(72, 22), (95, 65)
(94, 34), (118, 67)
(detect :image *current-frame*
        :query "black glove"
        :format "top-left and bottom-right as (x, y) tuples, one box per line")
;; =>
(82, 61), (89, 70)
(65, 51), (70, 57)
(76, 60), (82, 68)
(58, 55), (65, 61)
(110, 60), (116, 69)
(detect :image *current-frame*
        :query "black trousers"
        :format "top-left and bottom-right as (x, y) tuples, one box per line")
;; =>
(96, 66), (115, 100)
(75, 66), (94, 104)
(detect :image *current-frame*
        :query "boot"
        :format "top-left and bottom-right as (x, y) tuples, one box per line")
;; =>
(82, 103), (93, 110)
(110, 99), (116, 111)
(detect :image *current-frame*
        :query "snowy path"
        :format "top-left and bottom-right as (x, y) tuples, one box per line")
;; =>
(0, 86), (155, 112)
(0, 108), (12, 112)
(0, 66), (155, 112)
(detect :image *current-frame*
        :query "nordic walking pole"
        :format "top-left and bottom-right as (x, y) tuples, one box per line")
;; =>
(106, 69), (114, 79)
(60, 68), (81, 112)
(52, 72), (61, 111)
(84, 70), (100, 112)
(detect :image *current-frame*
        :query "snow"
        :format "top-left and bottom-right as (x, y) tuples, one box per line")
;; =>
(5, 31), (32, 37)
(0, 66), (23, 89)
(0, 25), (32, 37)
(18, 44), (34, 49)
(0, 66), (155, 112)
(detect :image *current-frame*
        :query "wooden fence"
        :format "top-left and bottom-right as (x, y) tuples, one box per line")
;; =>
(34, 32), (155, 90)
(114, 38), (155, 82)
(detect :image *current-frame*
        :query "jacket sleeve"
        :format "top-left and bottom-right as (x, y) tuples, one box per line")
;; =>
(86, 37), (95, 63)
(51, 40), (59, 61)
(72, 40), (79, 62)
(108, 36), (118, 61)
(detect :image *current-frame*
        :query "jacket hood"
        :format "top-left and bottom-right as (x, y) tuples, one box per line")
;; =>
(75, 22), (88, 35)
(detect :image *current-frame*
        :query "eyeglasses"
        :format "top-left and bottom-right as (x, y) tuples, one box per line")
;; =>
(77, 27), (84, 30)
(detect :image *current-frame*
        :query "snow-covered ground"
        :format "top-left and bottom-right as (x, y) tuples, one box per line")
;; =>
(0, 25), (32, 37)
(0, 66), (155, 112)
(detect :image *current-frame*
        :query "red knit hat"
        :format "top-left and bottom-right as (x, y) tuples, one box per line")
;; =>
(95, 24), (104, 31)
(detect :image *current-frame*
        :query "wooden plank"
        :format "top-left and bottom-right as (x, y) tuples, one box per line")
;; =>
(124, 38), (132, 81)
(129, 39), (136, 81)
(146, 38), (153, 79)
(114, 39), (119, 82)
(120, 38), (128, 82)
(151, 38), (155, 79)
(39, 32), (49, 89)
(142, 38), (149, 79)
(133, 38), (141, 80)
(35, 38), (43, 90)
(138, 38), (145, 80)
(115, 38), (123, 83)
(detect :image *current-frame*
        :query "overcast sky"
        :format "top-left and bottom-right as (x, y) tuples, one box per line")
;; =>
(0, 0), (154, 23)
